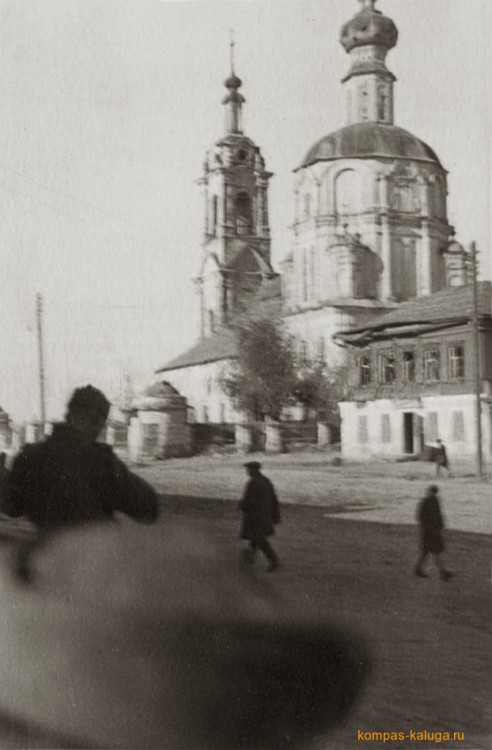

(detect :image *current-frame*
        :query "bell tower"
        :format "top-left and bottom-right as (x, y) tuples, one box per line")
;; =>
(196, 40), (274, 336)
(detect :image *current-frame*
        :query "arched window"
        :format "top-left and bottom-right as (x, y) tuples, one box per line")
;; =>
(335, 170), (362, 215)
(336, 268), (350, 297)
(377, 84), (387, 122)
(236, 192), (252, 235)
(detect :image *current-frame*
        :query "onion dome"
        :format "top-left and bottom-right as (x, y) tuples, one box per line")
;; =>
(298, 122), (442, 170)
(222, 73), (245, 105)
(224, 74), (242, 90)
(340, 0), (398, 53)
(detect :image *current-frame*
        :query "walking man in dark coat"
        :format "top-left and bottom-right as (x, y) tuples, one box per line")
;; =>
(239, 461), (280, 572)
(414, 485), (452, 580)
(2, 385), (159, 581)
(434, 438), (451, 477)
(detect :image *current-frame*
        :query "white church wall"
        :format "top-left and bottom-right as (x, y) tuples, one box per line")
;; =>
(284, 308), (353, 367)
(161, 359), (239, 424)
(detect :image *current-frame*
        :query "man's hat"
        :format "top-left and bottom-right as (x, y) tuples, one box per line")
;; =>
(244, 461), (261, 470)
(67, 385), (111, 417)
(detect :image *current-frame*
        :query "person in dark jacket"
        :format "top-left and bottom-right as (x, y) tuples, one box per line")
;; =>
(414, 485), (452, 580)
(2, 385), (159, 581)
(239, 461), (280, 572)
(434, 438), (451, 477)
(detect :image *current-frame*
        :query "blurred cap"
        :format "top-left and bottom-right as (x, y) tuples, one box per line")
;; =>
(67, 385), (111, 417)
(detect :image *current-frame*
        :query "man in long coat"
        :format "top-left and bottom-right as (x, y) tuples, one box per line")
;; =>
(2, 385), (159, 580)
(414, 484), (452, 580)
(239, 461), (280, 571)
(434, 439), (451, 477)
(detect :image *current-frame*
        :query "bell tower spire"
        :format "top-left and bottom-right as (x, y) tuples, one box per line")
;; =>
(197, 43), (274, 336)
(222, 31), (245, 135)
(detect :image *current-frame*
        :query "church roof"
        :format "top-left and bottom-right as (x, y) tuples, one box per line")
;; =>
(223, 244), (274, 275)
(156, 275), (282, 373)
(156, 330), (237, 373)
(336, 282), (492, 345)
(298, 122), (442, 171)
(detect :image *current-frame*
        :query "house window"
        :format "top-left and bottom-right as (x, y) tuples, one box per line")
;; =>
(378, 352), (395, 384)
(424, 349), (440, 381)
(381, 414), (391, 443)
(298, 339), (308, 363)
(402, 351), (415, 382)
(358, 415), (368, 444)
(448, 345), (465, 380)
(359, 356), (371, 387)
(426, 411), (439, 443)
(452, 410), (465, 441)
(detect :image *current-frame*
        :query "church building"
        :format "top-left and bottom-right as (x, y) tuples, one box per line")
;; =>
(156, 0), (469, 430)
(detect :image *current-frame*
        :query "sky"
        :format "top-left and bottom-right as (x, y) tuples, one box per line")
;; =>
(1, 0), (490, 422)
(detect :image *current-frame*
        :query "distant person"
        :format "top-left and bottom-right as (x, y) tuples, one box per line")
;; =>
(414, 485), (452, 581)
(2, 385), (159, 581)
(239, 461), (280, 572)
(434, 438), (451, 477)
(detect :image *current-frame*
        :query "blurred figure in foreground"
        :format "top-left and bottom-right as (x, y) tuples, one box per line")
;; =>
(240, 461), (280, 572)
(1, 385), (158, 580)
(415, 485), (453, 580)
(0, 522), (370, 749)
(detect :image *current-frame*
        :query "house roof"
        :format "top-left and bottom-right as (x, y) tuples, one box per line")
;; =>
(156, 329), (238, 373)
(336, 282), (492, 346)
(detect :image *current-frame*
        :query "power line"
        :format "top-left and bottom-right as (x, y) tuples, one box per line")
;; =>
(0, 160), (198, 250)
(0, 180), (195, 259)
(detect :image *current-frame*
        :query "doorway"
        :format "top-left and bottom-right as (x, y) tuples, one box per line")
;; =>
(403, 412), (414, 454)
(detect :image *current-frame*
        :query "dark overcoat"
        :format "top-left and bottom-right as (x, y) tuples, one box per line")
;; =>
(2, 423), (159, 529)
(239, 473), (280, 542)
(435, 445), (448, 467)
(417, 494), (444, 553)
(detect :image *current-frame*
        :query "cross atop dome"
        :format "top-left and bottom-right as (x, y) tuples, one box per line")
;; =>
(224, 31), (242, 92)
(229, 29), (236, 75)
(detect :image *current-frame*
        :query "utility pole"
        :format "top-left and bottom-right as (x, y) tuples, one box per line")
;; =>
(36, 293), (46, 436)
(468, 242), (483, 480)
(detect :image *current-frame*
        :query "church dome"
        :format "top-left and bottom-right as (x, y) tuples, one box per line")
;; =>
(298, 123), (442, 170)
(340, 1), (398, 53)
(225, 74), (242, 90)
